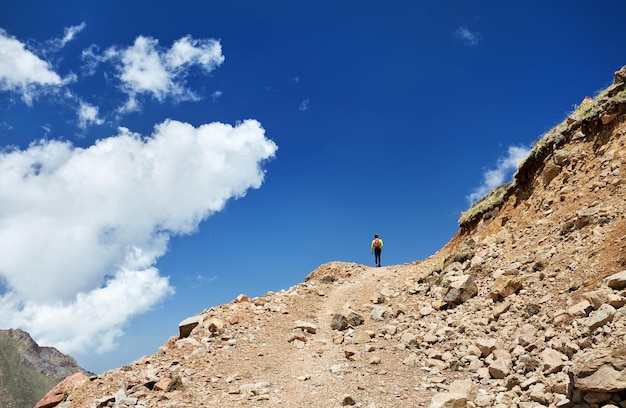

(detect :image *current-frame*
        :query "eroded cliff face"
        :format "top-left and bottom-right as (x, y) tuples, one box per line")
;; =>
(40, 66), (626, 408)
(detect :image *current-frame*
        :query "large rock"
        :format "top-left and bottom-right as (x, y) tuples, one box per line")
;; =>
(541, 348), (567, 374)
(34, 372), (88, 408)
(178, 314), (205, 338)
(331, 313), (349, 330)
(585, 288), (616, 309)
(574, 348), (626, 392)
(586, 304), (616, 332)
(603, 270), (626, 290)
(429, 392), (467, 408)
(443, 275), (478, 305)
(490, 275), (523, 301)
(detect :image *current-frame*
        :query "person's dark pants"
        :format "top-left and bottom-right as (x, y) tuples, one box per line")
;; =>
(374, 248), (381, 267)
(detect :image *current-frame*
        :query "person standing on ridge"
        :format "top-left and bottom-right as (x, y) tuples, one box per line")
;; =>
(371, 234), (384, 267)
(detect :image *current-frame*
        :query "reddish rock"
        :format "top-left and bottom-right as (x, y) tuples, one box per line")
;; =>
(34, 372), (88, 408)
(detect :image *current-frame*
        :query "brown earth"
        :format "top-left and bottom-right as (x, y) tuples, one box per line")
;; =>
(39, 66), (626, 407)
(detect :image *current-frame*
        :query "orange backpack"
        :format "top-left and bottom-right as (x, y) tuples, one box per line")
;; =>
(373, 238), (381, 248)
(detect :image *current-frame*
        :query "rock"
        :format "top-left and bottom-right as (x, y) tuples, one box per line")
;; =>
(420, 306), (435, 316)
(331, 313), (349, 330)
(239, 381), (271, 396)
(601, 114), (616, 125)
(154, 378), (172, 391)
(475, 338), (498, 358)
(178, 314), (205, 338)
(346, 311), (365, 326)
(295, 320), (318, 334)
(206, 318), (225, 335)
(352, 329), (372, 344)
(488, 358), (511, 379)
(583, 391), (613, 404)
(543, 161), (561, 186)
(287, 329), (307, 343)
(585, 288), (615, 309)
(443, 275), (478, 305)
(541, 348), (567, 374)
(34, 373), (88, 408)
(233, 293), (249, 303)
(400, 330), (420, 347)
(528, 382), (549, 404)
(585, 303), (616, 332)
(574, 348), (626, 392)
(370, 305), (393, 320)
(429, 392), (467, 408)
(449, 379), (477, 400)
(493, 300), (511, 318)
(567, 300), (592, 317)
(517, 323), (538, 347)
(344, 347), (357, 359)
(603, 270), (626, 290)
(490, 275), (523, 301)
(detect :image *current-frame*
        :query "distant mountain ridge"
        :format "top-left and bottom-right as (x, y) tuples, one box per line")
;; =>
(0, 329), (90, 408)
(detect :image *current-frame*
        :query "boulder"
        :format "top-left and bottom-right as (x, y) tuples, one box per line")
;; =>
(541, 348), (567, 374)
(490, 275), (523, 301)
(331, 313), (349, 330)
(603, 270), (626, 290)
(34, 373), (88, 408)
(179, 315), (205, 338)
(443, 275), (478, 305)
(429, 392), (467, 408)
(574, 348), (626, 392)
(586, 304), (616, 332)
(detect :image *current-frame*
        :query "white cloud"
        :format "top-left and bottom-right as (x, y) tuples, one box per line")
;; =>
(81, 44), (102, 76)
(60, 22), (86, 46)
(77, 101), (104, 128)
(0, 119), (277, 354)
(0, 29), (64, 104)
(211, 90), (223, 101)
(165, 36), (224, 72)
(467, 145), (530, 204)
(454, 26), (481, 46)
(48, 22), (86, 50)
(299, 98), (310, 111)
(99, 35), (225, 113)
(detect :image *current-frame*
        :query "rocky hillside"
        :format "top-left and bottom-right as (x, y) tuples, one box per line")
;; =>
(37, 66), (626, 408)
(0, 329), (90, 408)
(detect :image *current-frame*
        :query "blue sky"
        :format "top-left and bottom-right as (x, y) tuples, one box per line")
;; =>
(1, 1), (625, 374)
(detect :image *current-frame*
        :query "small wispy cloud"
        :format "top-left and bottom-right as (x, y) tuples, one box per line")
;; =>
(299, 98), (310, 111)
(192, 274), (218, 288)
(454, 26), (481, 46)
(467, 145), (531, 204)
(211, 90), (223, 102)
(77, 100), (104, 129)
(51, 22), (86, 49)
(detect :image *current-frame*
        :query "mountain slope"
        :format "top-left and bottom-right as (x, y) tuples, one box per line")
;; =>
(43, 65), (626, 407)
(0, 329), (90, 408)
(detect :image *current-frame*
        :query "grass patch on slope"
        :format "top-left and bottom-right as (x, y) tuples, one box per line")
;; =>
(0, 338), (56, 408)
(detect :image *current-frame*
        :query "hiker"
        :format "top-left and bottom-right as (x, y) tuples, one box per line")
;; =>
(371, 234), (384, 267)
